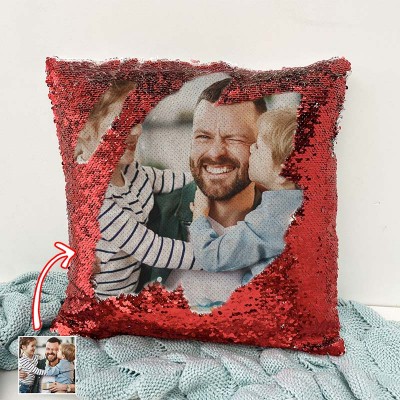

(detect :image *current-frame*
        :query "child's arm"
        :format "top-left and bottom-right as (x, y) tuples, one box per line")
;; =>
(45, 360), (71, 377)
(189, 190), (303, 273)
(142, 166), (193, 194)
(19, 358), (46, 376)
(96, 199), (200, 270)
(45, 364), (61, 377)
(95, 197), (134, 264)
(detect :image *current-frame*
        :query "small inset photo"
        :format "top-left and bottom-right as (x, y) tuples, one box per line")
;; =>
(18, 336), (76, 394)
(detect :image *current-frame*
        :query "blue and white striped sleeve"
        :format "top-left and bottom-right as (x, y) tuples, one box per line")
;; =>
(96, 198), (132, 263)
(142, 166), (194, 194)
(96, 198), (200, 270)
(103, 217), (200, 270)
(19, 358), (46, 376)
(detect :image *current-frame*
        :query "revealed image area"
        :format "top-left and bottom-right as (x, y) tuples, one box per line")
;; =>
(75, 74), (303, 313)
(18, 336), (76, 394)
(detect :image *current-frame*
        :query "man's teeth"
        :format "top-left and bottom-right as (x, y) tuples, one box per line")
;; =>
(205, 166), (234, 174)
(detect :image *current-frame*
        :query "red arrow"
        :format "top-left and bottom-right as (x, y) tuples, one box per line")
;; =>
(32, 242), (75, 331)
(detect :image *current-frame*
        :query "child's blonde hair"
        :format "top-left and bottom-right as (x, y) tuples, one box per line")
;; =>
(19, 337), (36, 356)
(257, 108), (298, 165)
(74, 80), (137, 161)
(60, 343), (75, 362)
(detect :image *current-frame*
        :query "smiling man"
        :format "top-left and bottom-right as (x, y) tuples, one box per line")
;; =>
(19, 337), (75, 394)
(138, 78), (267, 306)
(190, 82), (266, 227)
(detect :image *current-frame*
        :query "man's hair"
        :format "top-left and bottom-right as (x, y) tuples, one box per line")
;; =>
(257, 108), (298, 165)
(60, 343), (75, 362)
(196, 78), (267, 114)
(47, 337), (62, 345)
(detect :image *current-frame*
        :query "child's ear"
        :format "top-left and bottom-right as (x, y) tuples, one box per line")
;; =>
(276, 175), (286, 185)
(277, 163), (285, 176)
(276, 164), (287, 184)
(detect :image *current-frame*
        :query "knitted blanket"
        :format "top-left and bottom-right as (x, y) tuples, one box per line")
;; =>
(1, 272), (400, 400)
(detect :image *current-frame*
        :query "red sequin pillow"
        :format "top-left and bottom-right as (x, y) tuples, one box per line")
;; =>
(47, 57), (350, 355)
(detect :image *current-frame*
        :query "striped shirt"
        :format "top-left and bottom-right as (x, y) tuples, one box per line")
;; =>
(94, 161), (196, 299)
(19, 354), (46, 386)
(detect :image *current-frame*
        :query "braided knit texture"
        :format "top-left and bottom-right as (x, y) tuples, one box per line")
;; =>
(1, 272), (399, 399)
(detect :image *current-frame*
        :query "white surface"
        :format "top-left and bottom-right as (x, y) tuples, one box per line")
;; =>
(0, 1), (399, 308)
(370, 306), (400, 322)
(0, 368), (77, 400)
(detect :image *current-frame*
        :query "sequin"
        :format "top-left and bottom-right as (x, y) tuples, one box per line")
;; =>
(46, 57), (351, 356)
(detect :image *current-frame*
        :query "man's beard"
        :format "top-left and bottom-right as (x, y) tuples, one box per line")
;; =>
(46, 353), (57, 362)
(189, 156), (251, 201)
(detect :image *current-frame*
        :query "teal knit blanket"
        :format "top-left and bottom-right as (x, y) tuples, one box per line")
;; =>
(1, 271), (400, 399)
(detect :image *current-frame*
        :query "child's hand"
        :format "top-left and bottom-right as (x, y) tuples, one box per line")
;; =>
(190, 189), (210, 221)
(110, 166), (125, 187)
(19, 369), (28, 380)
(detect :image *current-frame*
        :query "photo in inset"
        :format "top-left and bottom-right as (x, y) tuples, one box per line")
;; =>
(18, 336), (76, 394)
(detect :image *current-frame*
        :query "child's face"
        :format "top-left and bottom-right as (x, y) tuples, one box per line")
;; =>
(56, 348), (63, 360)
(118, 124), (142, 166)
(22, 341), (37, 357)
(249, 135), (282, 189)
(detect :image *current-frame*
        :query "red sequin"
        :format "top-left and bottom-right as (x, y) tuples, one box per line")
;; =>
(46, 57), (350, 356)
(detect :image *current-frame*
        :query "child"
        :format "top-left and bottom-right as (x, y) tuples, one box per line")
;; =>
(18, 337), (46, 393)
(75, 80), (196, 299)
(188, 107), (303, 286)
(45, 343), (75, 385)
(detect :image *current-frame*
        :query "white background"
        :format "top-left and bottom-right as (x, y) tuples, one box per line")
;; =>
(1, 1), (399, 397)
(1, 0), (399, 306)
